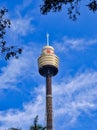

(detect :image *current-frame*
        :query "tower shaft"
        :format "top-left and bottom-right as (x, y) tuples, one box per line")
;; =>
(46, 75), (53, 130)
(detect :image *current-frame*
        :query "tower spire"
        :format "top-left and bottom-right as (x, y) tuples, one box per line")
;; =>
(46, 33), (49, 46)
(38, 36), (59, 130)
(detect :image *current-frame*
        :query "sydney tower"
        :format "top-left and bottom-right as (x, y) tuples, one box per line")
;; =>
(38, 34), (59, 130)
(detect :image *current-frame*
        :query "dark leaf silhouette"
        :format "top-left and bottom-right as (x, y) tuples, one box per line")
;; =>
(40, 0), (97, 20)
(8, 128), (21, 130)
(87, 0), (97, 12)
(30, 115), (46, 130)
(0, 7), (22, 60)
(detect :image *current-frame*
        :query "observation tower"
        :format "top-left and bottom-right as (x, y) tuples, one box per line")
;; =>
(38, 34), (59, 130)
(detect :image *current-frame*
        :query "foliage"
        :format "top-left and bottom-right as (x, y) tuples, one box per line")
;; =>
(5, 116), (46, 130)
(7, 128), (21, 130)
(30, 116), (46, 130)
(40, 0), (97, 20)
(87, 0), (97, 12)
(0, 7), (22, 60)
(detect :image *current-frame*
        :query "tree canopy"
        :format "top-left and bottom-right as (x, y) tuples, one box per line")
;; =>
(30, 116), (46, 130)
(0, 7), (22, 60)
(8, 128), (21, 130)
(40, 0), (97, 20)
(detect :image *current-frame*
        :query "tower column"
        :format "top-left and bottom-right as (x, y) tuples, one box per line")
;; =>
(46, 75), (53, 130)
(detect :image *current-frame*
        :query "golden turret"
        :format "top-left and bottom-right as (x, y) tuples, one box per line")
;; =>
(38, 45), (59, 77)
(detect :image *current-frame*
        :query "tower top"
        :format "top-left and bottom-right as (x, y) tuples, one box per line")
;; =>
(38, 34), (59, 77)
(46, 33), (49, 46)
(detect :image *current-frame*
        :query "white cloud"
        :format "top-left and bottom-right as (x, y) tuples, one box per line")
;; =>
(0, 95), (45, 130)
(9, 0), (35, 37)
(11, 17), (34, 36)
(54, 37), (97, 52)
(0, 44), (38, 90)
(53, 70), (97, 129)
(0, 70), (97, 129)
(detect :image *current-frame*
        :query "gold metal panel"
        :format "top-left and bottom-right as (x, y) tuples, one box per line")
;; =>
(38, 54), (59, 69)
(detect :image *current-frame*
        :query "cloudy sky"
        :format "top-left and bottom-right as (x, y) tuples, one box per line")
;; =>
(0, 0), (97, 130)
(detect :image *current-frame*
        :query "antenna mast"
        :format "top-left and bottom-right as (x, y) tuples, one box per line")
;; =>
(46, 33), (49, 46)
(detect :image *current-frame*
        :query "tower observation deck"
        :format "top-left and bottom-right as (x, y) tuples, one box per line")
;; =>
(38, 35), (59, 130)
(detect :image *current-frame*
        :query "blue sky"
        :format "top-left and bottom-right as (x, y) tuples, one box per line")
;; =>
(0, 0), (97, 130)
